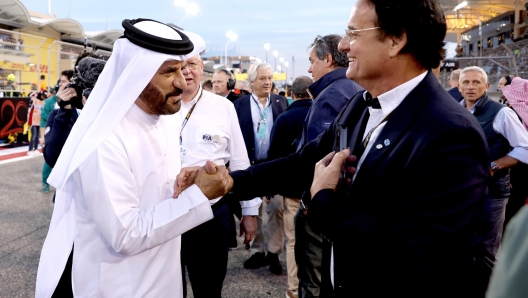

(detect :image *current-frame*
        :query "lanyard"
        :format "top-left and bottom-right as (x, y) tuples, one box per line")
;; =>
(251, 94), (270, 121)
(180, 88), (204, 143)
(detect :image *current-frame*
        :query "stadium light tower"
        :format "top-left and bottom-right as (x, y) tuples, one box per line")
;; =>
(284, 61), (289, 83)
(225, 30), (238, 68)
(264, 43), (270, 63)
(178, 2), (199, 25)
(453, 1), (468, 11)
(272, 50), (278, 72)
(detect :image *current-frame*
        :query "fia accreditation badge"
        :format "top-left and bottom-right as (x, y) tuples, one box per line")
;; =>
(179, 136), (187, 164)
(257, 120), (267, 140)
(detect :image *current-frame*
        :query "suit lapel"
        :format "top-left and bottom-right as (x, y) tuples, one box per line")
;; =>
(239, 97), (254, 149)
(335, 93), (368, 152)
(353, 71), (438, 184)
(270, 94), (285, 121)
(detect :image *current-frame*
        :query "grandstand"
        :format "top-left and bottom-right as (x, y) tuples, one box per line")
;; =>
(437, 0), (528, 90)
(0, 0), (121, 94)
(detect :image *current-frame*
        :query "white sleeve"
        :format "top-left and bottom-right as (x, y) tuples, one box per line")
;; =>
(77, 143), (213, 256)
(226, 103), (262, 215)
(493, 107), (528, 164)
(240, 198), (262, 216)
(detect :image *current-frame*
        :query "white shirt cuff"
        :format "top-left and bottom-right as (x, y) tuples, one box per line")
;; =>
(240, 197), (262, 216)
(508, 147), (528, 165)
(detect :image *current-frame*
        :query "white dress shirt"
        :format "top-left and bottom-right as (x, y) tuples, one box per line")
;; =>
(250, 93), (274, 161)
(69, 104), (214, 297)
(461, 98), (528, 163)
(331, 71), (428, 287)
(177, 87), (262, 215)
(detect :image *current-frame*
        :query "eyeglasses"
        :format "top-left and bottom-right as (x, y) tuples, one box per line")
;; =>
(344, 27), (380, 43)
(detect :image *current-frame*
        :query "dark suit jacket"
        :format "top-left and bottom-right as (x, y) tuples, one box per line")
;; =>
(233, 93), (289, 164)
(230, 72), (489, 297)
(447, 86), (463, 102)
(268, 98), (313, 161)
(226, 90), (248, 103)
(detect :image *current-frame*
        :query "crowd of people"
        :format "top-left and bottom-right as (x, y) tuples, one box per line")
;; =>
(0, 32), (24, 51)
(27, 1), (528, 298)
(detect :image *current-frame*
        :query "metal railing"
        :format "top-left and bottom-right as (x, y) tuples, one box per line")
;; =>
(0, 28), (112, 96)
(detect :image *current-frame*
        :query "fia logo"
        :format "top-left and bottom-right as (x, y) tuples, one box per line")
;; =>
(202, 134), (213, 142)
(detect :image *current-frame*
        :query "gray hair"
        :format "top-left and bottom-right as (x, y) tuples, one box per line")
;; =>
(460, 66), (488, 83)
(309, 34), (348, 67)
(292, 76), (313, 98)
(247, 63), (273, 82)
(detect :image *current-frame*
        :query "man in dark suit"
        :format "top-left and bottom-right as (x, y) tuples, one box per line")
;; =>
(447, 69), (463, 101)
(233, 62), (289, 274)
(268, 76), (313, 161)
(177, 0), (490, 296)
(267, 76), (313, 298)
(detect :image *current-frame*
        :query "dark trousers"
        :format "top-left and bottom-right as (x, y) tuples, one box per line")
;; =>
(473, 195), (508, 297)
(295, 206), (323, 298)
(51, 246), (73, 298)
(226, 193), (242, 248)
(181, 201), (230, 298)
(29, 126), (40, 151)
(504, 163), (528, 230)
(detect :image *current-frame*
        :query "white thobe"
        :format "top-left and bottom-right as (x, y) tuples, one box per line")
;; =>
(46, 104), (213, 297)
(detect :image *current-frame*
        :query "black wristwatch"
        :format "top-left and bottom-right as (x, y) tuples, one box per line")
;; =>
(57, 96), (71, 108)
(490, 161), (499, 171)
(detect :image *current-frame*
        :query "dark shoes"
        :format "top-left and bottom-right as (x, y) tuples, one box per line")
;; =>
(243, 252), (267, 269)
(267, 252), (283, 275)
(243, 251), (283, 275)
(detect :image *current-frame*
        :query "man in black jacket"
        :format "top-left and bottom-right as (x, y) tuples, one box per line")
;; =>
(447, 69), (463, 101)
(268, 77), (313, 160)
(212, 69), (248, 102)
(176, 0), (489, 296)
(459, 66), (528, 296)
(268, 76), (313, 298)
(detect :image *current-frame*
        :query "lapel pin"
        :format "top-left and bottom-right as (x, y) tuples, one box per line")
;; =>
(384, 139), (390, 146)
(376, 144), (383, 149)
(276, 99), (279, 102)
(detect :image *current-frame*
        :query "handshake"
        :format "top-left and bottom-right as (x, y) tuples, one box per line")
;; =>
(173, 161), (233, 200)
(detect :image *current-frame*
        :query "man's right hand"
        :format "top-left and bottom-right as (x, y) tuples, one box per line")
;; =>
(56, 83), (76, 109)
(194, 161), (233, 200)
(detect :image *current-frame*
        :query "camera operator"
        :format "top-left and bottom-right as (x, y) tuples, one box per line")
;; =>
(43, 54), (103, 169)
(43, 81), (80, 168)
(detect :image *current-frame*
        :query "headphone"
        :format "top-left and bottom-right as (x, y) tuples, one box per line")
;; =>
(218, 69), (236, 90)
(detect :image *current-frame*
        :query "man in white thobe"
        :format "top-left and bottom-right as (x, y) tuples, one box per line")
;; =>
(36, 19), (230, 298)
